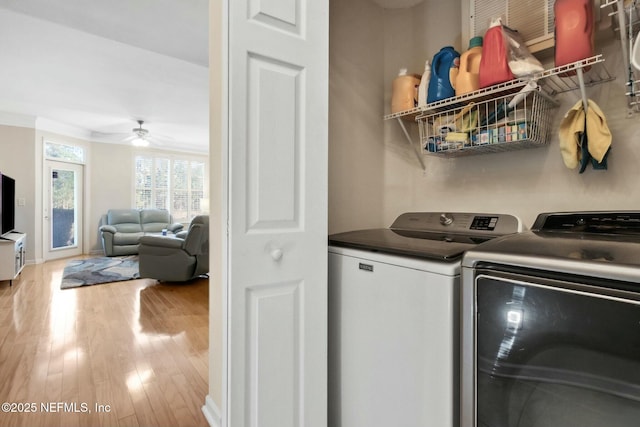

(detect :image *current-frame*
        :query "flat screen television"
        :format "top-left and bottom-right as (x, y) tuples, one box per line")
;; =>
(0, 173), (16, 236)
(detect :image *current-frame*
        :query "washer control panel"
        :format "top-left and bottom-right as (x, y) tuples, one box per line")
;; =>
(391, 212), (523, 236)
(469, 215), (500, 231)
(440, 213), (454, 226)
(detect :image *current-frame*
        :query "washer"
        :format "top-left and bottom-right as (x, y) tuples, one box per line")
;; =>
(328, 212), (522, 427)
(461, 211), (640, 427)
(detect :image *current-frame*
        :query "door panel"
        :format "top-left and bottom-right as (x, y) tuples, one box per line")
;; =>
(246, 53), (302, 231)
(249, 0), (300, 33)
(247, 280), (302, 427)
(224, 0), (328, 426)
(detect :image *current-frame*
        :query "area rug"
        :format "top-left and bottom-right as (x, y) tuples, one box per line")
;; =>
(60, 256), (140, 289)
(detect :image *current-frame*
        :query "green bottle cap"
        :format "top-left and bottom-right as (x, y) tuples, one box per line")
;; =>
(469, 36), (483, 48)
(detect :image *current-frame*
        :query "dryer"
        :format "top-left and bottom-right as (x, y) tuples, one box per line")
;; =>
(461, 211), (640, 427)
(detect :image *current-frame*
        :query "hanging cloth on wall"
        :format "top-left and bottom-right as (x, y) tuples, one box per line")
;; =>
(559, 99), (611, 173)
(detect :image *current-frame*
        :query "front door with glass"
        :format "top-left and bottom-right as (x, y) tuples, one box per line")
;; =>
(44, 160), (84, 260)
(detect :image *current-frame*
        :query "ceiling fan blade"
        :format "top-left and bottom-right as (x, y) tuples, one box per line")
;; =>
(90, 130), (131, 141)
(91, 120), (178, 148)
(149, 134), (175, 144)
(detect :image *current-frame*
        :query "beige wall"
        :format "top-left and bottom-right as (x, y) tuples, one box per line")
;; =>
(88, 142), (135, 252)
(328, 0), (386, 234)
(331, 0), (639, 233)
(0, 125), (37, 262)
(207, 0), (224, 417)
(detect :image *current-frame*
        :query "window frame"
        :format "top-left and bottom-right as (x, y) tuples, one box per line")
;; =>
(44, 140), (86, 164)
(133, 153), (208, 222)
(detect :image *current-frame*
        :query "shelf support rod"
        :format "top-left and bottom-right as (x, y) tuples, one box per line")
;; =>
(617, 0), (630, 78)
(395, 117), (426, 171)
(576, 67), (589, 112)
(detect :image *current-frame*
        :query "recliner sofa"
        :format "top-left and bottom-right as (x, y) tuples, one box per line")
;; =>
(138, 215), (209, 282)
(99, 209), (184, 256)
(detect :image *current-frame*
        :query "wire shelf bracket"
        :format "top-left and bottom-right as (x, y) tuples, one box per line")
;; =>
(393, 117), (426, 171)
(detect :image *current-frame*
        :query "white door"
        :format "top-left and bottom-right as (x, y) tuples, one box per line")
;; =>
(222, 0), (328, 426)
(44, 160), (84, 260)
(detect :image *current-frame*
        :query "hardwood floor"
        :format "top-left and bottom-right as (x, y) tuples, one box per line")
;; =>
(0, 257), (210, 427)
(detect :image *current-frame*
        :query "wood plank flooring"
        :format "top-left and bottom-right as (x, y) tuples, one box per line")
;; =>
(0, 257), (210, 427)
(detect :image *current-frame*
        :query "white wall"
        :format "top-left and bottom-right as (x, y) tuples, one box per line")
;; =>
(330, 0), (640, 232)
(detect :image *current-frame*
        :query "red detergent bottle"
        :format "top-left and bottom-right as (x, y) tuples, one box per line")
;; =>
(479, 18), (514, 88)
(555, 0), (594, 72)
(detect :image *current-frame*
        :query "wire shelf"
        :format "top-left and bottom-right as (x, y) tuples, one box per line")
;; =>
(626, 79), (640, 111)
(383, 55), (610, 121)
(418, 89), (558, 158)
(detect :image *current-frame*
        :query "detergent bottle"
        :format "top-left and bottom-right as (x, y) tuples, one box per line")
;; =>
(391, 68), (421, 113)
(456, 36), (483, 96)
(555, 0), (594, 72)
(427, 46), (460, 104)
(479, 18), (514, 88)
(417, 60), (431, 107)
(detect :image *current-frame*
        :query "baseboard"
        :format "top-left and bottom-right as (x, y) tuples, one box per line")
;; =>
(89, 249), (104, 256)
(202, 395), (221, 427)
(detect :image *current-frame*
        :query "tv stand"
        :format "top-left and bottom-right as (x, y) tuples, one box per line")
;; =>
(0, 232), (26, 286)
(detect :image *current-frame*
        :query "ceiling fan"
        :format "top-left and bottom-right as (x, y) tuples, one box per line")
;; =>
(131, 120), (151, 147)
(91, 119), (174, 147)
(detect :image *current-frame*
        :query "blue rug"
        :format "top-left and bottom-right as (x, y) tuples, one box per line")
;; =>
(60, 256), (140, 289)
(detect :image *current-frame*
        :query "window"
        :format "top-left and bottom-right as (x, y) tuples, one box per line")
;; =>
(44, 141), (85, 163)
(134, 155), (207, 222)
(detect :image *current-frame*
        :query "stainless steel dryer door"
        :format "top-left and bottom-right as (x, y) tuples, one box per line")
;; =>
(472, 269), (640, 427)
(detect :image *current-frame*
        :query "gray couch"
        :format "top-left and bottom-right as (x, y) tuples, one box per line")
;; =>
(99, 209), (184, 256)
(138, 215), (209, 282)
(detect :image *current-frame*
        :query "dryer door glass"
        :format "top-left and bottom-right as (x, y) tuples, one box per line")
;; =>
(475, 274), (640, 427)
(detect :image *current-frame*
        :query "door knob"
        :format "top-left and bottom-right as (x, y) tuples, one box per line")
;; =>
(271, 248), (283, 261)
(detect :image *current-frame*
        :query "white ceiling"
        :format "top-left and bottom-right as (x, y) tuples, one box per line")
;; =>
(0, 0), (210, 153)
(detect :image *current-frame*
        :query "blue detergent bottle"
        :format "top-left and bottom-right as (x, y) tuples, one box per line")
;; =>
(427, 46), (460, 104)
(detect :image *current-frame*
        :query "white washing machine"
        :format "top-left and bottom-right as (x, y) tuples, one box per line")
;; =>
(328, 212), (522, 427)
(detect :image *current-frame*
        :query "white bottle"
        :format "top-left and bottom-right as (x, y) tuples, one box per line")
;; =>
(417, 60), (431, 108)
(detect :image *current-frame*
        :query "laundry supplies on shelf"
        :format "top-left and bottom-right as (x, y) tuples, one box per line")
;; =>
(456, 37), (483, 96)
(555, 0), (595, 73)
(479, 18), (514, 88)
(417, 60), (431, 107)
(419, 87), (557, 156)
(427, 46), (460, 103)
(391, 68), (422, 114)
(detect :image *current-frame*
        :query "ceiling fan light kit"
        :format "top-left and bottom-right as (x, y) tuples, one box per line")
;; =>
(132, 137), (150, 147)
(132, 120), (150, 147)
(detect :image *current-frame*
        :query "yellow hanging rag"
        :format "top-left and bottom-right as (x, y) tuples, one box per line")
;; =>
(585, 99), (612, 163)
(559, 100), (585, 169)
(558, 99), (611, 169)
